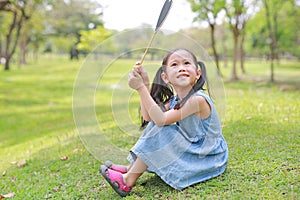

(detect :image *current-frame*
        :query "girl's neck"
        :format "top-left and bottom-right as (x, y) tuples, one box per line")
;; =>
(174, 86), (193, 99)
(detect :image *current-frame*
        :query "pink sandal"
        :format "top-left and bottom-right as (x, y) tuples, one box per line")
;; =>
(105, 160), (128, 174)
(100, 165), (132, 197)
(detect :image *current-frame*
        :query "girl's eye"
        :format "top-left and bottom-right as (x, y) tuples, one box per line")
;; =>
(171, 63), (177, 67)
(184, 61), (191, 65)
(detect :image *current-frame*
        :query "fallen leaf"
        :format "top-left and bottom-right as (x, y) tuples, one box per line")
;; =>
(2, 171), (6, 176)
(52, 187), (60, 192)
(76, 180), (82, 187)
(44, 193), (52, 199)
(11, 177), (17, 183)
(246, 116), (252, 120)
(73, 147), (83, 153)
(0, 192), (15, 199)
(60, 156), (68, 161)
(98, 183), (107, 191)
(17, 160), (27, 168)
(10, 161), (17, 165)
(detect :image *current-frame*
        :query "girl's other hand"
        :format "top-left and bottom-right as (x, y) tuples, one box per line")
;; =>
(128, 70), (145, 90)
(134, 62), (150, 86)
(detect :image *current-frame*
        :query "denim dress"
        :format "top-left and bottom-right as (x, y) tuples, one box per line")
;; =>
(127, 90), (228, 190)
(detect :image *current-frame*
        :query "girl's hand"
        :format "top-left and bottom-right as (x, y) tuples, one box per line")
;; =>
(128, 70), (145, 90)
(133, 62), (150, 87)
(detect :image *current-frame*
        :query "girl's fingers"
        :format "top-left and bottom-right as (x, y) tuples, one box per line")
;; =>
(134, 61), (143, 73)
(133, 66), (144, 74)
(128, 72), (133, 79)
(133, 66), (140, 73)
(132, 69), (140, 77)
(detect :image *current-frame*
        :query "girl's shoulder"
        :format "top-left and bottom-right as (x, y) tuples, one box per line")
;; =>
(194, 90), (211, 100)
(194, 90), (215, 108)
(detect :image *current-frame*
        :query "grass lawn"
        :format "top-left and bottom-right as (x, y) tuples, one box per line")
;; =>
(0, 55), (299, 199)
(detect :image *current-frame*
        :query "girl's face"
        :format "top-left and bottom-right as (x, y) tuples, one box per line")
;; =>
(162, 50), (201, 90)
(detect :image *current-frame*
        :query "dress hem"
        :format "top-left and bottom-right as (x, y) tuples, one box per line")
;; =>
(129, 150), (227, 190)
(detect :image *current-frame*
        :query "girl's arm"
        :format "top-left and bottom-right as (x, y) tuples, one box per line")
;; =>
(137, 85), (209, 126)
(128, 70), (210, 126)
(139, 84), (151, 122)
(133, 64), (151, 122)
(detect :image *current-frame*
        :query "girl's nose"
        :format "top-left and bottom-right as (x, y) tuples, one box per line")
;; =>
(178, 64), (186, 72)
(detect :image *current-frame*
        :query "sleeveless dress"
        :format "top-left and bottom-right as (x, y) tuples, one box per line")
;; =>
(127, 90), (228, 190)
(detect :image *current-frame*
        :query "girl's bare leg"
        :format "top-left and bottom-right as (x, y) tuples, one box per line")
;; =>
(123, 157), (147, 187)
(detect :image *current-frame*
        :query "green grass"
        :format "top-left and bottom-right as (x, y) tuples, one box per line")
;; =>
(0, 55), (299, 199)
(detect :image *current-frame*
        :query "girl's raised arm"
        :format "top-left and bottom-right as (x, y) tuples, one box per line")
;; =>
(136, 84), (209, 126)
(132, 64), (151, 122)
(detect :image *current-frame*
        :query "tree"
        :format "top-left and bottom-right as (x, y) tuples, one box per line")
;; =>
(188, 0), (226, 76)
(247, 0), (298, 81)
(0, 0), (42, 70)
(18, 7), (44, 65)
(262, 0), (296, 82)
(224, 0), (257, 80)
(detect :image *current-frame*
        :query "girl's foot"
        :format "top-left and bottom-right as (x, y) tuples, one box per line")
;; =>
(105, 160), (128, 174)
(100, 165), (132, 197)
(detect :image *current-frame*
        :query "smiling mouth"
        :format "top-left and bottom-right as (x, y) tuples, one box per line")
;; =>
(177, 74), (189, 78)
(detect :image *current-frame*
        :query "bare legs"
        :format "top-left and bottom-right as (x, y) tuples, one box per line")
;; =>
(123, 157), (147, 187)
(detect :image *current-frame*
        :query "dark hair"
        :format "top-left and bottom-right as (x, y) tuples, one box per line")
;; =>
(150, 66), (173, 111)
(140, 48), (210, 128)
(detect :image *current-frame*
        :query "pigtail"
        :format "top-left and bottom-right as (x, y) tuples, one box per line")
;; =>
(174, 61), (210, 110)
(198, 61), (211, 97)
(150, 66), (173, 111)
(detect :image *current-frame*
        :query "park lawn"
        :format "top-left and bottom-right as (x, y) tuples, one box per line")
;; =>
(0, 56), (299, 199)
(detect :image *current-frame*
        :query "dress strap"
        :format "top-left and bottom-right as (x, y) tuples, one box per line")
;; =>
(169, 95), (179, 109)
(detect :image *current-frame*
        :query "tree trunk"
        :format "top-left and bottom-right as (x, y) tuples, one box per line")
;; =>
(4, 57), (10, 70)
(264, 0), (277, 82)
(19, 38), (30, 65)
(240, 30), (246, 74)
(231, 27), (239, 80)
(210, 24), (222, 76)
(270, 57), (274, 82)
(0, 38), (2, 57)
(220, 25), (228, 68)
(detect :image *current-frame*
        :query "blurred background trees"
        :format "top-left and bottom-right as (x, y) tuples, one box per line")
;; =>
(0, 0), (299, 81)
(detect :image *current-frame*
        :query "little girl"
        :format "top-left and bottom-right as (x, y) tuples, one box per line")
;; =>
(100, 48), (228, 197)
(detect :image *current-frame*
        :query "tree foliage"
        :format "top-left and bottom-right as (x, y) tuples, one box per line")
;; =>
(44, 0), (103, 37)
(77, 26), (114, 53)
